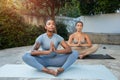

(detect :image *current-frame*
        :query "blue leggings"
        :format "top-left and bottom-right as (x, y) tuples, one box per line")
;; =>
(22, 50), (78, 71)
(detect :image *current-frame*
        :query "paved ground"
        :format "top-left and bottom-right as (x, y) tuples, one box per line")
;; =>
(0, 44), (120, 80)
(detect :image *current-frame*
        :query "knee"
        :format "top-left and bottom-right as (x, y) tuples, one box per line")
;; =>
(92, 44), (99, 50)
(71, 50), (79, 57)
(95, 44), (99, 49)
(22, 53), (32, 62)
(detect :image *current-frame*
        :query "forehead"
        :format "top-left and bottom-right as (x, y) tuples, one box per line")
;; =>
(46, 20), (55, 24)
(77, 22), (82, 25)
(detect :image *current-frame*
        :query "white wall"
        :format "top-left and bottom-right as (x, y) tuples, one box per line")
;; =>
(81, 13), (120, 33)
(56, 13), (120, 33)
(55, 16), (80, 33)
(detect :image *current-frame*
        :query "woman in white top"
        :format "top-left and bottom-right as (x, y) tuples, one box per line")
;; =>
(68, 21), (99, 59)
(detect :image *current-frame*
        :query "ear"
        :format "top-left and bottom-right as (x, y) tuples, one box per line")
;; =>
(45, 26), (47, 29)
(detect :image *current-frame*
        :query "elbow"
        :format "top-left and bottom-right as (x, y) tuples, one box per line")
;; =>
(89, 44), (92, 47)
(31, 52), (35, 56)
(67, 47), (72, 53)
(67, 42), (72, 47)
(67, 42), (71, 46)
(31, 51), (38, 56)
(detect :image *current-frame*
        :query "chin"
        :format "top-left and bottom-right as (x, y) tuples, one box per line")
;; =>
(48, 30), (54, 32)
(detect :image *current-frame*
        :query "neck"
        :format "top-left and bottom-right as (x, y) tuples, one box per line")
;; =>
(76, 31), (82, 34)
(46, 31), (53, 38)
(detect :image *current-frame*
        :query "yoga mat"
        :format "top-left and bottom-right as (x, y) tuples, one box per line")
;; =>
(79, 54), (115, 59)
(0, 64), (117, 80)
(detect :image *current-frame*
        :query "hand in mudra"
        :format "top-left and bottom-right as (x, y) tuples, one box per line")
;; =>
(49, 41), (56, 52)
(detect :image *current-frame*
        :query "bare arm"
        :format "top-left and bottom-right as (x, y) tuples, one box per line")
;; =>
(32, 42), (40, 50)
(55, 40), (72, 54)
(68, 34), (79, 47)
(79, 34), (92, 47)
(31, 42), (51, 56)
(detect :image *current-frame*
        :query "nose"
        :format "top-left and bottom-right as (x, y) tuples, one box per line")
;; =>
(50, 24), (55, 28)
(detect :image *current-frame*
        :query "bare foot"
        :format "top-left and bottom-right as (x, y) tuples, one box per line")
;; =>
(79, 55), (84, 59)
(57, 68), (64, 75)
(79, 51), (87, 59)
(42, 68), (57, 76)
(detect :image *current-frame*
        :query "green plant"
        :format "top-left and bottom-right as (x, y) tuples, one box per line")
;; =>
(56, 22), (68, 40)
(0, 8), (45, 49)
(25, 25), (45, 45)
(79, 0), (120, 15)
(59, 0), (80, 17)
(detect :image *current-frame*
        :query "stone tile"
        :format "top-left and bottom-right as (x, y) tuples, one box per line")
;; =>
(0, 44), (120, 80)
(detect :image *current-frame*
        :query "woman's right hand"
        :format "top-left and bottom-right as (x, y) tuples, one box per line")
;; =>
(48, 45), (53, 54)
(48, 42), (56, 53)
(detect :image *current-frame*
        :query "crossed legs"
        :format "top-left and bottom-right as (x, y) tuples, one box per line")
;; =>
(72, 44), (99, 59)
(79, 44), (99, 59)
(22, 50), (78, 76)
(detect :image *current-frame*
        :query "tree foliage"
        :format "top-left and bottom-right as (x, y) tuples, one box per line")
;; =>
(0, 8), (45, 49)
(23, 0), (69, 20)
(59, 0), (80, 17)
(79, 0), (120, 15)
(56, 22), (68, 40)
(94, 0), (120, 14)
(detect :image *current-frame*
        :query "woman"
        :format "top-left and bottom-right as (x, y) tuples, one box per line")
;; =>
(68, 21), (98, 59)
(22, 19), (78, 76)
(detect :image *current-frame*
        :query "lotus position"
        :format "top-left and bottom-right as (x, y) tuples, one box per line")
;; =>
(22, 19), (78, 76)
(68, 21), (98, 59)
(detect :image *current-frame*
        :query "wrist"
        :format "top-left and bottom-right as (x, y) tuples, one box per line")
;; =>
(46, 50), (51, 55)
(76, 43), (80, 47)
(54, 50), (58, 53)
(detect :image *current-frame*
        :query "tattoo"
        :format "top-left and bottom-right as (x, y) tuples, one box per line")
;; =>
(33, 42), (40, 50)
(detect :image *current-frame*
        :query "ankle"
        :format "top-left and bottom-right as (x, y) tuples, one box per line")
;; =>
(42, 68), (57, 76)
(42, 67), (49, 73)
(57, 68), (64, 73)
(79, 55), (84, 59)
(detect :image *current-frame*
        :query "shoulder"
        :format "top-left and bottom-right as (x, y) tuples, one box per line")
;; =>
(37, 33), (45, 38)
(82, 33), (90, 38)
(54, 33), (64, 39)
(54, 33), (62, 37)
(54, 33), (64, 42)
(69, 33), (75, 38)
(54, 33), (59, 36)
(36, 33), (46, 40)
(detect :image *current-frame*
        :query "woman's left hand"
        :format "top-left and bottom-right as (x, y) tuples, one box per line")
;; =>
(50, 42), (56, 52)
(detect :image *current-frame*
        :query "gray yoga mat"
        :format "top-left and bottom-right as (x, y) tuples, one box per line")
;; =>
(0, 64), (117, 80)
(79, 54), (115, 59)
